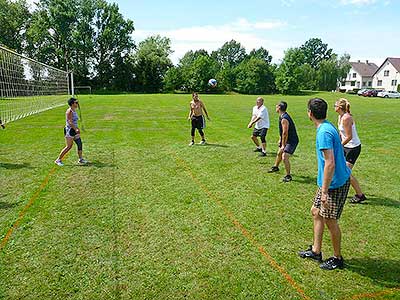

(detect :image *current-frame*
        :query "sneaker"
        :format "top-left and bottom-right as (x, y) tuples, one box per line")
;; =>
(199, 140), (206, 145)
(298, 245), (322, 262)
(349, 193), (366, 204)
(78, 158), (88, 164)
(254, 148), (262, 152)
(268, 166), (279, 173)
(282, 175), (292, 182)
(320, 256), (344, 270)
(189, 141), (194, 146)
(54, 159), (64, 166)
(259, 152), (266, 157)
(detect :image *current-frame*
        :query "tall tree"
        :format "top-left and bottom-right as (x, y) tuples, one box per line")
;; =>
(132, 35), (173, 92)
(275, 47), (305, 94)
(0, 0), (30, 52)
(93, 0), (134, 89)
(236, 57), (275, 94)
(212, 40), (246, 67)
(300, 38), (333, 69)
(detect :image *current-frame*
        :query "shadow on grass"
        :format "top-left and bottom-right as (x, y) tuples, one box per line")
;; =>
(359, 196), (400, 208)
(292, 175), (316, 185)
(203, 143), (229, 148)
(0, 162), (31, 169)
(65, 160), (116, 168)
(0, 201), (21, 209)
(346, 257), (400, 287)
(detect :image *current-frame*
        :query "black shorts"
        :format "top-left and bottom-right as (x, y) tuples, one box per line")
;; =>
(282, 141), (298, 155)
(191, 115), (205, 129)
(252, 128), (268, 138)
(344, 145), (361, 165)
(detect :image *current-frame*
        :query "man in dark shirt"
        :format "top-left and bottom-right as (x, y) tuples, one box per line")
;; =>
(268, 101), (299, 182)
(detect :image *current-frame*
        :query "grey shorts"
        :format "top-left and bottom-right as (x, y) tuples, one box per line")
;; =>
(313, 179), (350, 219)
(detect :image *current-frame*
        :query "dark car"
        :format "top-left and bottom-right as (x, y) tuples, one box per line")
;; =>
(363, 89), (383, 97)
(361, 89), (373, 96)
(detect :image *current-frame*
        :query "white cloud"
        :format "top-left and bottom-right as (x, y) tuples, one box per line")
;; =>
(133, 18), (288, 65)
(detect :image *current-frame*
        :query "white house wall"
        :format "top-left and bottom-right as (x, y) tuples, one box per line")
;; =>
(373, 61), (400, 91)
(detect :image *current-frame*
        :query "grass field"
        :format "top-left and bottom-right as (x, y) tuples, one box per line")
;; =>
(0, 92), (399, 300)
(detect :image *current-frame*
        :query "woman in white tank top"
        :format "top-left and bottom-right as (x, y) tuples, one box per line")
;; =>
(335, 98), (366, 203)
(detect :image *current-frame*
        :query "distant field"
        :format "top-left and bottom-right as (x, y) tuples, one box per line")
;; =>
(0, 92), (399, 299)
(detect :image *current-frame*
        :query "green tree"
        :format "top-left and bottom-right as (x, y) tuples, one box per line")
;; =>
(236, 57), (275, 94)
(300, 38), (333, 69)
(213, 40), (246, 67)
(0, 0), (30, 52)
(275, 47), (305, 94)
(132, 35), (173, 92)
(185, 54), (218, 92)
(163, 66), (182, 92)
(26, 0), (78, 70)
(94, 0), (135, 90)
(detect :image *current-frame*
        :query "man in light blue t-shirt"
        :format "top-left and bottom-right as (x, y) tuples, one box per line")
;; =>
(298, 98), (351, 271)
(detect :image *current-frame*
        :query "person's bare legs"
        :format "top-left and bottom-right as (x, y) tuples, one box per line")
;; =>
(251, 135), (260, 147)
(311, 206), (324, 254)
(273, 148), (283, 167)
(57, 137), (74, 161)
(347, 163), (363, 195)
(325, 218), (342, 258)
(282, 152), (291, 176)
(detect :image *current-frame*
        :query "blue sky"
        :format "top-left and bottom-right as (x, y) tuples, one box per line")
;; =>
(45, 0), (396, 66)
(106, 0), (399, 65)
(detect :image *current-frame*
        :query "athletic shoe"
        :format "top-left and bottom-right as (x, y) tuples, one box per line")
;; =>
(268, 166), (279, 173)
(298, 245), (322, 262)
(320, 256), (344, 270)
(54, 159), (64, 167)
(349, 193), (366, 204)
(282, 175), (292, 182)
(78, 158), (88, 164)
(199, 140), (206, 145)
(254, 148), (262, 152)
(189, 141), (194, 146)
(259, 152), (266, 157)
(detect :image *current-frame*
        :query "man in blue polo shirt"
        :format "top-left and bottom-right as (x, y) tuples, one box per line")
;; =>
(299, 98), (351, 270)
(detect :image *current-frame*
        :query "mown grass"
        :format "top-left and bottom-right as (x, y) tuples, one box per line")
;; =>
(0, 92), (399, 300)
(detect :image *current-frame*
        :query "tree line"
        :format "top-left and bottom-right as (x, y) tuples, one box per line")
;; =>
(0, 0), (351, 94)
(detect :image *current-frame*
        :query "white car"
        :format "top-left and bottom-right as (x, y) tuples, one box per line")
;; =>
(357, 88), (368, 96)
(377, 90), (400, 98)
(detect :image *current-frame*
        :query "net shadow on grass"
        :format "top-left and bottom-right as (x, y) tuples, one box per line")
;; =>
(0, 162), (31, 169)
(346, 258), (400, 287)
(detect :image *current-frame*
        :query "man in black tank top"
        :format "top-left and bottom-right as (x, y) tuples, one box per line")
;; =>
(267, 101), (299, 182)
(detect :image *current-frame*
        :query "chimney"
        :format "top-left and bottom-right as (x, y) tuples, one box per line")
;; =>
(357, 60), (360, 63)
(366, 60), (369, 64)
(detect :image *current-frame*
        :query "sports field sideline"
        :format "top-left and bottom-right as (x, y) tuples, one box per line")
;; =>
(0, 92), (399, 299)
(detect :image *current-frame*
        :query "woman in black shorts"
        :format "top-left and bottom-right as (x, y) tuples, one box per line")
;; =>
(335, 98), (366, 203)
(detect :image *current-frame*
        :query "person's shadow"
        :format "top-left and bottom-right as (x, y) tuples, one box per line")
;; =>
(293, 175), (316, 185)
(354, 195), (400, 208)
(202, 143), (229, 148)
(0, 162), (31, 169)
(346, 257), (400, 287)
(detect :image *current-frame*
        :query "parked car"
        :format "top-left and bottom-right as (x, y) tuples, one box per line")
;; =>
(363, 89), (383, 97)
(357, 88), (369, 96)
(377, 91), (400, 98)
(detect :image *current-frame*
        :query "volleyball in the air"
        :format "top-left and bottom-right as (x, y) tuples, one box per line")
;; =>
(208, 78), (217, 88)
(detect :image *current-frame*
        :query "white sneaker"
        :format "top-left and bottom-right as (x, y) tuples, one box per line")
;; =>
(78, 158), (88, 164)
(199, 140), (206, 145)
(54, 159), (64, 166)
(189, 141), (194, 146)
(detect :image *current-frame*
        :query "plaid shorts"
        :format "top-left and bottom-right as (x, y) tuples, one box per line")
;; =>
(313, 179), (350, 219)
